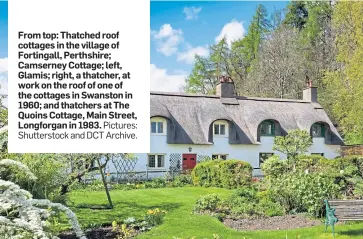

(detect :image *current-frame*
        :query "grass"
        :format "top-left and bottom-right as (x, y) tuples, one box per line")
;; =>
(67, 187), (363, 239)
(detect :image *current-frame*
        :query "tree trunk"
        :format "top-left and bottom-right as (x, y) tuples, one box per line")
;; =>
(96, 158), (113, 209)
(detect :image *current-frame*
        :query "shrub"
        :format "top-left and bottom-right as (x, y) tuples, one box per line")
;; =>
(257, 198), (285, 217)
(144, 177), (167, 188)
(230, 202), (260, 217)
(191, 160), (222, 187)
(261, 156), (288, 178)
(192, 160), (252, 189)
(193, 185), (286, 219)
(231, 186), (257, 199)
(172, 174), (193, 187)
(219, 160), (253, 188)
(193, 194), (221, 213)
(268, 172), (340, 217)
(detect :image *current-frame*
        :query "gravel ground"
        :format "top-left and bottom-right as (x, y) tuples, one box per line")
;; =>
(223, 214), (323, 231)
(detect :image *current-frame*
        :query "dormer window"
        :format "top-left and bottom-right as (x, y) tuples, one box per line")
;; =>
(150, 117), (167, 135)
(312, 123), (325, 137)
(260, 120), (275, 136)
(213, 120), (228, 137)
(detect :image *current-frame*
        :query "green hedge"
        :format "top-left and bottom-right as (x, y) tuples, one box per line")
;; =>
(262, 155), (363, 200)
(262, 155), (363, 178)
(191, 160), (252, 189)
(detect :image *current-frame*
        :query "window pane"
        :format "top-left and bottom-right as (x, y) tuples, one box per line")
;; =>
(157, 122), (163, 133)
(261, 122), (273, 136)
(148, 155), (155, 167)
(220, 125), (225, 135)
(151, 122), (156, 133)
(221, 155), (227, 160)
(212, 155), (218, 160)
(214, 124), (219, 134)
(157, 155), (164, 167)
(261, 124), (266, 135)
(267, 124), (272, 135)
(312, 124), (321, 137)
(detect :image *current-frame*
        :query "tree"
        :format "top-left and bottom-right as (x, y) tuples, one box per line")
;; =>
(0, 106), (7, 127)
(0, 159), (86, 239)
(323, 1), (363, 144)
(62, 153), (136, 209)
(184, 38), (231, 95)
(283, 1), (309, 30)
(299, 2), (335, 116)
(232, 4), (270, 73)
(273, 129), (312, 170)
(247, 25), (306, 99)
(0, 86), (7, 127)
(61, 153), (115, 208)
(185, 5), (271, 95)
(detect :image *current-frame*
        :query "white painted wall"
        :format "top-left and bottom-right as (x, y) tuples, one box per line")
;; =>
(105, 134), (340, 177)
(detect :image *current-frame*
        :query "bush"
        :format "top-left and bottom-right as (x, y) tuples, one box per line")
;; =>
(219, 160), (253, 188)
(0, 154), (67, 199)
(261, 155), (288, 178)
(257, 198), (285, 217)
(232, 186), (257, 199)
(191, 160), (222, 187)
(267, 172), (340, 217)
(144, 177), (167, 188)
(192, 160), (252, 189)
(193, 194), (222, 213)
(220, 186), (284, 218)
(172, 174), (193, 187)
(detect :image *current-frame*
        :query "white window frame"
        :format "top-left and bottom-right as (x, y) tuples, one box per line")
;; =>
(213, 120), (228, 137)
(147, 154), (166, 169)
(212, 154), (228, 160)
(150, 117), (167, 135)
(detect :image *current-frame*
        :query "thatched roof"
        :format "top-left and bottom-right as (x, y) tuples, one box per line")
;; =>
(150, 91), (344, 145)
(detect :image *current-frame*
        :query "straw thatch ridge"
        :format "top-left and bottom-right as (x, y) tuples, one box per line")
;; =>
(150, 91), (344, 145)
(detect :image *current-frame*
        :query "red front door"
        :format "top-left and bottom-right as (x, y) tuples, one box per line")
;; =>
(182, 154), (197, 170)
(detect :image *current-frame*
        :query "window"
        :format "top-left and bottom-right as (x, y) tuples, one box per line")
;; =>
(311, 153), (324, 157)
(212, 154), (228, 160)
(259, 153), (274, 168)
(213, 120), (228, 137)
(150, 117), (166, 135)
(311, 123), (325, 137)
(148, 154), (165, 168)
(214, 124), (226, 135)
(260, 120), (275, 136)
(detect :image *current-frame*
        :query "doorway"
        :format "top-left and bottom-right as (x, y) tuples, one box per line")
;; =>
(182, 154), (197, 170)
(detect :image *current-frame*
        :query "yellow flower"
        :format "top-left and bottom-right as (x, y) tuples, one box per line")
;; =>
(121, 224), (127, 230)
(147, 209), (154, 214)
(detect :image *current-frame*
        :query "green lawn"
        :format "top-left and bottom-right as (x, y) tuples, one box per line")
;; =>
(68, 187), (363, 239)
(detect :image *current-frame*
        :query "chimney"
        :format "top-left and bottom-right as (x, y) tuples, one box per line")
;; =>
(216, 76), (236, 98)
(303, 76), (318, 102)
